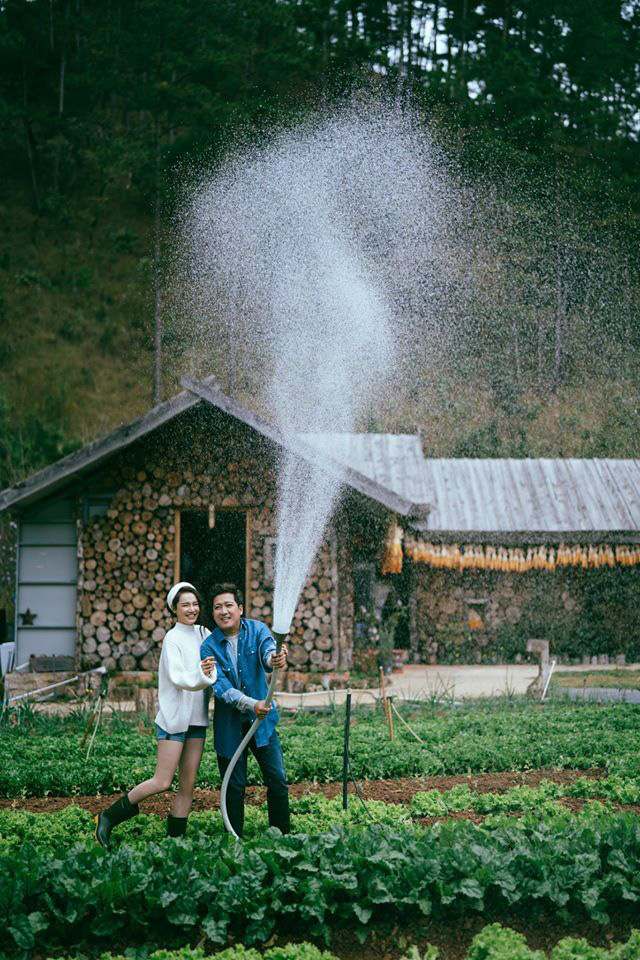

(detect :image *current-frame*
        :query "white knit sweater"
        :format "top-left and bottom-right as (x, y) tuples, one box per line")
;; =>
(154, 622), (216, 734)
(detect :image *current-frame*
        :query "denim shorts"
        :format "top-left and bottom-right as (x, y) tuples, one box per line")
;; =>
(155, 723), (207, 743)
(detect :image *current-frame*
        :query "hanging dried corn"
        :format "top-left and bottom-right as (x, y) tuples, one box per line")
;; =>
(381, 517), (403, 575)
(404, 537), (640, 572)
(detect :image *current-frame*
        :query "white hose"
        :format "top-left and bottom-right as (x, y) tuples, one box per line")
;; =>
(219, 632), (286, 838)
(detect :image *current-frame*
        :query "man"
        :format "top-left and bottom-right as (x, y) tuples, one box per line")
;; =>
(200, 582), (290, 837)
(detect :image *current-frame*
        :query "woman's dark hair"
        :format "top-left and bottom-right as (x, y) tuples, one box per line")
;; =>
(211, 582), (244, 608)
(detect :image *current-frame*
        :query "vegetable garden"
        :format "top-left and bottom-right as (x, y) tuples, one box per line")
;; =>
(2, 699), (640, 959)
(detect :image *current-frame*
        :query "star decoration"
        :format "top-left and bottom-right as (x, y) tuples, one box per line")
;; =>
(19, 608), (37, 625)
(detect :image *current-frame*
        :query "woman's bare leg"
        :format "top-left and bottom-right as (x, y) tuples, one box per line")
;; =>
(172, 737), (206, 817)
(127, 740), (183, 806)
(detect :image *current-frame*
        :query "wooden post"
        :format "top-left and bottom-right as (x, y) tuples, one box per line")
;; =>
(342, 690), (352, 810)
(244, 511), (252, 613)
(387, 695), (395, 742)
(379, 664), (394, 741)
(378, 664), (386, 707)
(79, 702), (98, 749)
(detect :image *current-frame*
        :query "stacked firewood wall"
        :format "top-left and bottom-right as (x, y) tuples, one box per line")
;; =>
(77, 424), (347, 687)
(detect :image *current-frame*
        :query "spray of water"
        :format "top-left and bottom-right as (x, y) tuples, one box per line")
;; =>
(181, 101), (457, 633)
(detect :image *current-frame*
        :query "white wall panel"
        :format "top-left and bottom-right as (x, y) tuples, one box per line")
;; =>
(18, 585), (76, 627)
(16, 498), (78, 664)
(19, 546), (77, 583)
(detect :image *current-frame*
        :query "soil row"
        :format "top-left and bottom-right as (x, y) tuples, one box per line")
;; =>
(5, 765), (639, 960)
(1, 766), (609, 814)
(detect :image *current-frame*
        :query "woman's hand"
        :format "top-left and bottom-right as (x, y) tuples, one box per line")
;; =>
(254, 699), (272, 717)
(271, 644), (288, 669)
(200, 656), (216, 678)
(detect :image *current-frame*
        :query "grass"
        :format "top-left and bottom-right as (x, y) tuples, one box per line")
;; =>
(2, 183), (640, 468)
(552, 669), (640, 690)
(0, 184), (154, 447)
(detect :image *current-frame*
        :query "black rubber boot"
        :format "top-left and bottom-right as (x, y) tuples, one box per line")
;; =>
(267, 789), (291, 835)
(167, 815), (187, 837)
(94, 794), (139, 848)
(224, 790), (245, 838)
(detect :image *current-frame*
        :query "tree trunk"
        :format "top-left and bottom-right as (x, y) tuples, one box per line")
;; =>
(536, 316), (545, 395)
(227, 320), (236, 397)
(405, 0), (413, 78)
(59, 49), (66, 115)
(350, 2), (358, 47)
(431, 3), (439, 68)
(446, 18), (453, 94)
(461, 0), (469, 93)
(22, 70), (39, 211)
(511, 314), (521, 386)
(552, 273), (568, 392)
(49, 0), (55, 49)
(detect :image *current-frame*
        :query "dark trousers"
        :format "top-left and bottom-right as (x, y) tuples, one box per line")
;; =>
(217, 727), (290, 838)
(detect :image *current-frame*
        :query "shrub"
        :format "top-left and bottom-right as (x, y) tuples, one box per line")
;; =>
(110, 227), (139, 253)
(59, 309), (89, 341)
(13, 268), (48, 287)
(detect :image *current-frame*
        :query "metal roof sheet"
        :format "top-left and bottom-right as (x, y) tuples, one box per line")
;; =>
(302, 434), (640, 534)
(421, 458), (640, 533)
(302, 434), (430, 505)
(3, 380), (638, 537)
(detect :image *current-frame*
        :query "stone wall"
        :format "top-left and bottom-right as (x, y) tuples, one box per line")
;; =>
(412, 563), (640, 664)
(76, 410), (348, 687)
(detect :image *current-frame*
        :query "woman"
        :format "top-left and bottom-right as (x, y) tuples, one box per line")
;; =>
(94, 581), (217, 846)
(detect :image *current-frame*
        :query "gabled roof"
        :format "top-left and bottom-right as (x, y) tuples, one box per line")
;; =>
(179, 377), (421, 517)
(4, 380), (639, 539)
(302, 433), (640, 541)
(0, 376), (421, 517)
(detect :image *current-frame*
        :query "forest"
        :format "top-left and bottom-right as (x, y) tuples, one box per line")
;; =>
(1, 0), (639, 491)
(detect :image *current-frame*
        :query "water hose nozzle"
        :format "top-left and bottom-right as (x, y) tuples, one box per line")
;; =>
(273, 629), (289, 653)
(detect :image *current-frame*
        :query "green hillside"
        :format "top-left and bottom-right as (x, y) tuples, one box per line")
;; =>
(1, 0), (639, 493)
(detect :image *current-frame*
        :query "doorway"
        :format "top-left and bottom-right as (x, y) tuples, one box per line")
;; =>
(353, 552), (411, 650)
(178, 510), (248, 630)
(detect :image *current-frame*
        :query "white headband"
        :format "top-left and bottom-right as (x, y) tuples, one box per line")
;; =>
(167, 581), (197, 611)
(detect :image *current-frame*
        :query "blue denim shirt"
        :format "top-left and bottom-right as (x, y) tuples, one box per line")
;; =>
(200, 618), (279, 758)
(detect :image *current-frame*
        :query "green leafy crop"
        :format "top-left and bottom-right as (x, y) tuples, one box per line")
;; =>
(3, 702), (640, 797)
(2, 813), (640, 955)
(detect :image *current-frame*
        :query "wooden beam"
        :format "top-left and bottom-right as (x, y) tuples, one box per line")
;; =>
(174, 509), (181, 582)
(408, 528), (640, 545)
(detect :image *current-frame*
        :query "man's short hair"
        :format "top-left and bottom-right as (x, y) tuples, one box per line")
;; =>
(211, 582), (244, 608)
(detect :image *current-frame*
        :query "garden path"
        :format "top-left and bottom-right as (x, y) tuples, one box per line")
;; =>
(277, 662), (640, 709)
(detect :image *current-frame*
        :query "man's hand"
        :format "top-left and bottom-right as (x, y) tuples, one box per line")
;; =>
(254, 699), (272, 717)
(200, 656), (216, 678)
(271, 644), (288, 670)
